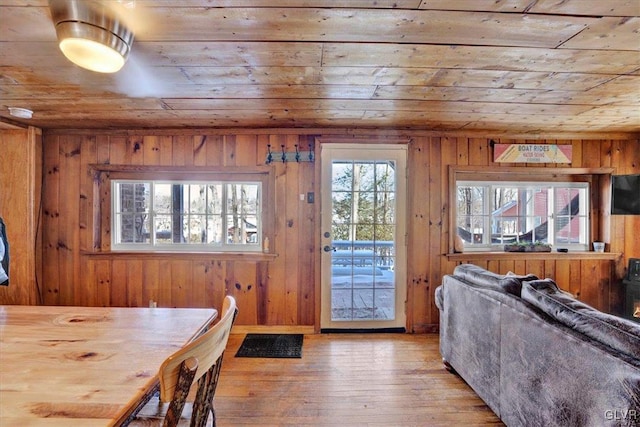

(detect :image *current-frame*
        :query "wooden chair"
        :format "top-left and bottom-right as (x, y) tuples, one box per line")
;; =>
(128, 296), (238, 427)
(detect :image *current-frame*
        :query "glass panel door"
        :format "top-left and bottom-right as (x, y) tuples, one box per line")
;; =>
(320, 144), (407, 330)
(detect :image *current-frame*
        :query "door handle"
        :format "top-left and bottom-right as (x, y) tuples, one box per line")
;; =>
(323, 245), (335, 252)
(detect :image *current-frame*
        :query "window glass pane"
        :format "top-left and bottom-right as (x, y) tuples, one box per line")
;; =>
(456, 180), (589, 251)
(206, 184), (223, 214)
(374, 224), (394, 243)
(355, 224), (373, 241)
(491, 186), (518, 243)
(114, 182), (150, 244)
(226, 215), (258, 244)
(154, 183), (172, 214)
(225, 183), (260, 245)
(374, 193), (395, 224)
(154, 215), (173, 243)
(173, 214), (186, 243)
(355, 191), (374, 224)
(186, 214), (206, 243)
(205, 216), (224, 244)
(332, 162), (352, 191)
(375, 161), (395, 192)
(187, 185), (207, 214)
(356, 163), (375, 191)
(494, 187), (549, 244)
(457, 186), (486, 245)
(332, 224), (350, 240)
(115, 213), (150, 243)
(243, 185), (259, 214)
(554, 187), (587, 245)
(332, 192), (352, 224)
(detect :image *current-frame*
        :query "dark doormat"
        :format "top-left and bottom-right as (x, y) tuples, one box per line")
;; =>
(235, 333), (304, 358)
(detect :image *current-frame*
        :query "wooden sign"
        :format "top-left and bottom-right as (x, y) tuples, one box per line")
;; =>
(493, 144), (572, 164)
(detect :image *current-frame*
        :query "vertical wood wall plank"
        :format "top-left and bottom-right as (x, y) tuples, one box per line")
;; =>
(498, 260), (515, 275)
(227, 261), (258, 325)
(234, 134), (259, 166)
(129, 135), (144, 165)
(157, 260), (172, 307)
(568, 260), (582, 297)
(42, 134), (60, 305)
(59, 135), (81, 306)
(170, 260), (193, 308)
(110, 259), (128, 306)
(223, 135), (237, 166)
(193, 135), (208, 167)
(94, 259), (111, 306)
(192, 260), (210, 308)
(172, 136), (189, 166)
(159, 135), (173, 166)
(205, 135), (224, 167)
(96, 135), (110, 164)
(297, 140), (316, 325)
(142, 259), (160, 307)
(127, 260), (144, 307)
(211, 260), (227, 311)
(266, 134), (288, 324)
(109, 136), (127, 164)
(79, 136), (96, 253)
(435, 137), (456, 325)
(580, 259), (600, 308)
(0, 129), (42, 305)
(284, 137), (301, 324)
(143, 135), (160, 165)
(407, 137), (430, 331)
(554, 259), (571, 290)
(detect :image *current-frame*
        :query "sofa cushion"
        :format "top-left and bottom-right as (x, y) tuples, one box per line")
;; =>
(453, 264), (538, 296)
(522, 279), (640, 360)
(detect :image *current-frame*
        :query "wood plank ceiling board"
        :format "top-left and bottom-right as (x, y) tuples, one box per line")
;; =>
(322, 43), (640, 74)
(558, 17), (640, 50)
(0, 2), (637, 135)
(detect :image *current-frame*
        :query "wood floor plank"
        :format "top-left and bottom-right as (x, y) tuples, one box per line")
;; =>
(215, 333), (503, 426)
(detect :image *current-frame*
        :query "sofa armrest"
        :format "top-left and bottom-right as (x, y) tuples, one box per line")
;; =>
(435, 285), (444, 311)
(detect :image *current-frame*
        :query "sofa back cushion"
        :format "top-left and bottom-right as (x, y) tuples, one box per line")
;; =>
(522, 279), (640, 360)
(453, 263), (538, 297)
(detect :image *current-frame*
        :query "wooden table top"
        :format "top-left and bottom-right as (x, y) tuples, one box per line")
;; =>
(0, 305), (217, 427)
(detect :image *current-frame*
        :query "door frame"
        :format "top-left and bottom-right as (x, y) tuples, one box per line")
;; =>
(318, 142), (408, 331)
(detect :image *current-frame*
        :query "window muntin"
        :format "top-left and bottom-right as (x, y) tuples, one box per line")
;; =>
(112, 180), (262, 251)
(456, 181), (589, 251)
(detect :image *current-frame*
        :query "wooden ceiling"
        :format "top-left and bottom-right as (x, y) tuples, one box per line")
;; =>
(1, 1), (639, 136)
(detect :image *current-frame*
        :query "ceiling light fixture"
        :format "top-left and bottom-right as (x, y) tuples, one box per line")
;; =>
(49, 0), (134, 73)
(8, 107), (34, 119)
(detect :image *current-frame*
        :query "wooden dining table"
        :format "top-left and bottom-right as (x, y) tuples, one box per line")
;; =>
(0, 304), (217, 426)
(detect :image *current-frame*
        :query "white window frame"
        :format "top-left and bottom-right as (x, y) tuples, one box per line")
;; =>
(111, 179), (263, 252)
(456, 180), (590, 252)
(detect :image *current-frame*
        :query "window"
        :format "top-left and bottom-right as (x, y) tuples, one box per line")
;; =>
(456, 181), (590, 251)
(112, 180), (262, 252)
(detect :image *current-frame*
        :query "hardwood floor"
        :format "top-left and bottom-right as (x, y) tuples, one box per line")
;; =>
(215, 333), (504, 426)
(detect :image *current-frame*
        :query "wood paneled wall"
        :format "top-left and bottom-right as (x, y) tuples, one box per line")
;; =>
(39, 133), (316, 327)
(407, 136), (640, 332)
(22, 131), (640, 330)
(0, 127), (42, 305)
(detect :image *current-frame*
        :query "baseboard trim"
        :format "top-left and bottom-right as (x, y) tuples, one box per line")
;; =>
(231, 325), (315, 335)
(320, 327), (406, 333)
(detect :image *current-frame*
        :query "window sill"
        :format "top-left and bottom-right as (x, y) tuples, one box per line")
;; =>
(81, 251), (279, 261)
(445, 251), (621, 261)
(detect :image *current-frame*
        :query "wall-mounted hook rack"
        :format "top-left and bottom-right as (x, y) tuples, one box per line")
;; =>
(265, 143), (314, 164)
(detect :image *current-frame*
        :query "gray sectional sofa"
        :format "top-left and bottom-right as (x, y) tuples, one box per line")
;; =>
(435, 264), (640, 427)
